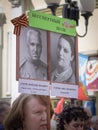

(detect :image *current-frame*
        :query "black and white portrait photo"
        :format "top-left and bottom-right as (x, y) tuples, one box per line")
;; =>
(19, 26), (48, 80)
(50, 32), (76, 84)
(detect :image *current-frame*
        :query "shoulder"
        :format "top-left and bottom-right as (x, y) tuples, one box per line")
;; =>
(0, 125), (4, 130)
(20, 58), (28, 69)
(39, 60), (47, 69)
(50, 119), (57, 130)
(20, 58), (30, 76)
(68, 73), (75, 84)
(51, 69), (56, 79)
(89, 128), (94, 130)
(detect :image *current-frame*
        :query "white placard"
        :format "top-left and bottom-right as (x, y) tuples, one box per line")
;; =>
(19, 79), (50, 96)
(51, 82), (78, 98)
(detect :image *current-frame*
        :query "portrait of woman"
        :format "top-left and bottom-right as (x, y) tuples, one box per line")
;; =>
(50, 32), (76, 84)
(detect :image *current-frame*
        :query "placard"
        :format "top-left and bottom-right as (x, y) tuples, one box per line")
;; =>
(19, 78), (50, 96)
(11, 11), (78, 99)
(51, 82), (78, 98)
(29, 10), (76, 36)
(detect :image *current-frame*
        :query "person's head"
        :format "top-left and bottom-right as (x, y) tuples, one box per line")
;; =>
(84, 108), (92, 130)
(27, 28), (42, 62)
(4, 94), (48, 130)
(0, 101), (10, 125)
(57, 105), (88, 130)
(91, 115), (98, 130)
(57, 35), (74, 69)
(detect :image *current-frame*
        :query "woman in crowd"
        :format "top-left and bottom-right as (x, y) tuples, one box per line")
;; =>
(57, 105), (88, 130)
(4, 94), (49, 130)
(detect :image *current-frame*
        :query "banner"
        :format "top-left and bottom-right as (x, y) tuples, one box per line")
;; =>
(78, 53), (88, 86)
(78, 53), (89, 100)
(86, 57), (98, 91)
(29, 10), (76, 36)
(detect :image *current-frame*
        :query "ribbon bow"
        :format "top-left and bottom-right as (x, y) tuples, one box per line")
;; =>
(11, 14), (28, 36)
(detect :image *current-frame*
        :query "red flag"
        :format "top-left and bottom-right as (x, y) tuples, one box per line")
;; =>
(54, 98), (65, 114)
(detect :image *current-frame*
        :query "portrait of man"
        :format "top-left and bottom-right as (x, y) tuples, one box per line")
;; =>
(50, 32), (76, 84)
(19, 26), (47, 80)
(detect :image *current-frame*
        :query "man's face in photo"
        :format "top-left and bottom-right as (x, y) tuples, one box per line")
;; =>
(28, 30), (42, 62)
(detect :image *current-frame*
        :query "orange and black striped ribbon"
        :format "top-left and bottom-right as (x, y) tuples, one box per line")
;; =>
(11, 14), (28, 36)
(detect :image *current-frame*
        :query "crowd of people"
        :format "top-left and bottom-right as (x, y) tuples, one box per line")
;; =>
(0, 94), (98, 130)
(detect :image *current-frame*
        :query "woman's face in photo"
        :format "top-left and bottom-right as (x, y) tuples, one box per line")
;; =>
(28, 32), (42, 61)
(57, 37), (73, 68)
(23, 97), (47, 130)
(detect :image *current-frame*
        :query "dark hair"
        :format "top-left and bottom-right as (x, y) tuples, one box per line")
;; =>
(57, 105), (88, 130)
(0, 101), (10, 113)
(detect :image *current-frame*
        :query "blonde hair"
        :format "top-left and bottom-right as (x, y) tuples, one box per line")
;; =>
(4, 94), (48, 130)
